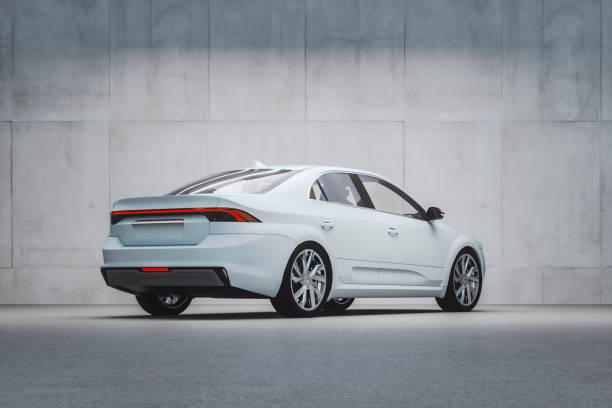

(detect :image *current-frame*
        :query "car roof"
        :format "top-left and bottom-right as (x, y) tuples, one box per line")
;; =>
(246, 164), (380, 177)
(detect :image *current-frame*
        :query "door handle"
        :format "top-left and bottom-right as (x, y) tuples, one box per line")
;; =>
(321, 220), (335, 231)
(387, 227), (399, 237)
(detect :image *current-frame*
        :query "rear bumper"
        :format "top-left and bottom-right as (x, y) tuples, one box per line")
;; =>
(101, 233), (297, 298)
(100, 267), (266, 298)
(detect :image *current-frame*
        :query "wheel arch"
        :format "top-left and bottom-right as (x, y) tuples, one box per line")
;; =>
(281, 239), (336, 302)
(442, 237), (486, 292)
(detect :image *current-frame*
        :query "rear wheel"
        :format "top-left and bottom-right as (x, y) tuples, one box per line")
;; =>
(436, 250), (481, 312)
(271, 243), (332, 318)
(324, 297), (354, 313)
(136, 292), (192, 316)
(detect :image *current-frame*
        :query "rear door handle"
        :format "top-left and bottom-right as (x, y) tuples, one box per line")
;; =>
(321, 220), (335, 231)
(387, 227), (399, 237)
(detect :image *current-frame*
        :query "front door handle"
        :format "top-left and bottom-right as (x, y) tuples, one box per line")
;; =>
(321, 220), (335, 231)
(387, 227), (399, 237)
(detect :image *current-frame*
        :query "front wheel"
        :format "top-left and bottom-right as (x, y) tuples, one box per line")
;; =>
(136, 293), (192, 316)
(436, 250), (482, 312)
(271, 243), (332, 318)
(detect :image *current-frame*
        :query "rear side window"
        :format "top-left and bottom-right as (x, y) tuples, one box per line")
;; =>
(170, 169), (299, 195)
(310, 172), (367, 208)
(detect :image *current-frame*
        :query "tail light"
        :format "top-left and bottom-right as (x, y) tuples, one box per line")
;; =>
(110, 208), (260, 225)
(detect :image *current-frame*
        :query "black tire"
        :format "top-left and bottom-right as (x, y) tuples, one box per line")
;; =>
(324, 297), (355, 313)
(136, 293), (192, 316)
(271, 242), (332, 318)
(436, 249), (482, 312)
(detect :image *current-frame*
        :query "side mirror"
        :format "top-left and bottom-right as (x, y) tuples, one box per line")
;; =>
(426, 206), (444, 221)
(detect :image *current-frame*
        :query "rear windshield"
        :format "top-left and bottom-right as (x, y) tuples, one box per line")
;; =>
(169, 169), (300, 195)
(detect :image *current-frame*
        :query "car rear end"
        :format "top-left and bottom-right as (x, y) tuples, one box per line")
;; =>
(101, 169), (304, 299)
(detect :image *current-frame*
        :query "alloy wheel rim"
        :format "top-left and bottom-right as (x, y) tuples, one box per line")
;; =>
(453, 254), (480, 306)
(157, 293), (187, 309)
(290, 249), (327, 311)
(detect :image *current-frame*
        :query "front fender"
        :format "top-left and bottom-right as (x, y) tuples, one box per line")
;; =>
(442, 235), (486, 290)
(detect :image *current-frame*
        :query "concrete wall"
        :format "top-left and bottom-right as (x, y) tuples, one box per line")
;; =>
(0, 0), (610, 304)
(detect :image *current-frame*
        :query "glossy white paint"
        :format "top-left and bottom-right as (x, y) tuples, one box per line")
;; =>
(102, 166), (485, 300)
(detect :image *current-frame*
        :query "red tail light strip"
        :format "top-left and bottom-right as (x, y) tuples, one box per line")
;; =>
(110, 208), (260, 225)
(142, 267), (169, 273)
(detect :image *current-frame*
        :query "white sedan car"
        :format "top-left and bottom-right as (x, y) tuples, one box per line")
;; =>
(101, 165), (485, 317)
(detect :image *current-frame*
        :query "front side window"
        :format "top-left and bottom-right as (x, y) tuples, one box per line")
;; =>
(170, 169), (299, 195)
(358, 175), (421, 218)
(310, 172), (367, 208)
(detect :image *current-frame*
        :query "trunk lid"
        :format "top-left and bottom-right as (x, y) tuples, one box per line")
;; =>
(110, 195), (220, 246)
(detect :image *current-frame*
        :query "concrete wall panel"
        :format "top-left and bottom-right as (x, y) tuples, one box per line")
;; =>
(12, 268), (108, 304)
(110, 122), (207, 204)
(543, 268), (601, 304)
(405, 0), (502, 121)
(502, 0), (600, 120)
(478, 267), (503, 304)
(602, 268), (612, 304)
(603, 0), (612, 120)
(404, 122), (502, 267)
(207, 122), (308, 174)
(12, 0), (109, 120)
(307, 122), (403, 183)
(0, 122), (10, 267)
(0, 0), (11, 119)
(110, 0), (209, 121)
(603, 122), (612, 267)
(306, 0), (404, 120)
(12, 122), (109, 267)
(501, 268), (544, 304)
(210, 0), (305, 120)
(502, 123), (600, 268)
(0, 268), (13, 303)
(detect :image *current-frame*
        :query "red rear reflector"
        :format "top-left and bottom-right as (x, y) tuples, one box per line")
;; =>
(142, 267), (169, 273)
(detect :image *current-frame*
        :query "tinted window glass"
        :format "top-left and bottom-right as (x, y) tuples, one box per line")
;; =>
(169, 169), (299, 195)
(359, 175), (420, 217)
(309, 180), (327, 201)
(315, 173), (366, 207)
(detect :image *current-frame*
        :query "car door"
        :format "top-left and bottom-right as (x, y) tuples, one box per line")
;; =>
(307, 172), (389, 284)
(357, 175), (454, 285)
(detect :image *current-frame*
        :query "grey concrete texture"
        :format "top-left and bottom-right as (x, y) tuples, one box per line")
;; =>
(0, 122), (10, 267)
(207, 121), (309, 172)
(602, 0), (612, 120)
(503, 0), (601, 121)
(0, 0), (11, 120)
(502, 122), (600, 268)
(12, 0), (110, 120)
(210, 0), (305, 120)
(11, 122), (109, 267)
(1, 305), (611, 408)
(0, 0), (610, 304)
(307, 0), (405, 120)
(405, 0), (502, 121)
(603, 122), (612, 267)
(110, 0), (209, 121)
(109, 122), (207, 203)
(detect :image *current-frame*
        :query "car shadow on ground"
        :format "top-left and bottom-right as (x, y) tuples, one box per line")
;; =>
(102, 308), (449, 320)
